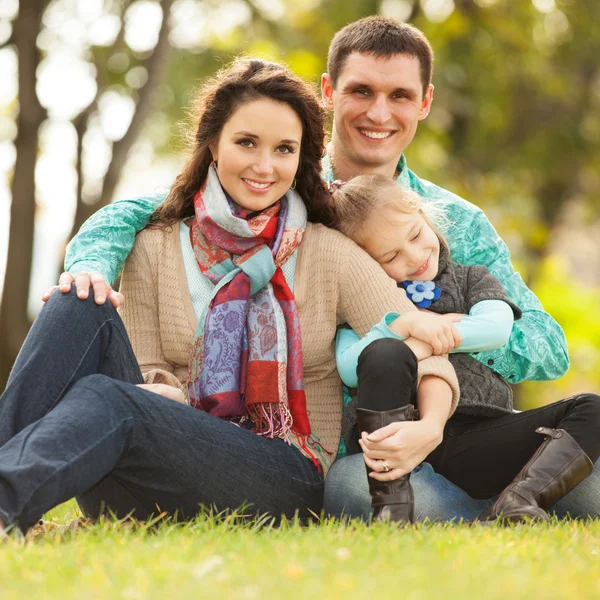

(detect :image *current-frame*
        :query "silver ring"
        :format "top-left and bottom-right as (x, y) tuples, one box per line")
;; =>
(380, 460), (390, 473)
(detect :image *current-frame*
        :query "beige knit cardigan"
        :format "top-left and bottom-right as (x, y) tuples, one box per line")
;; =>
(119, 222), (459, 474)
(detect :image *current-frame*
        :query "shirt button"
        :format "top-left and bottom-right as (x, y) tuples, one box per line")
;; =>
(488, 359), (494, 366)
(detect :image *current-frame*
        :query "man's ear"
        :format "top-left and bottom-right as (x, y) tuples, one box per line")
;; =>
(419, 84), (434, 120)
(321, 73), (335, 111)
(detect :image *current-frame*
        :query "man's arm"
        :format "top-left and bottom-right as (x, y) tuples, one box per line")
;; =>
(449, 205), (569, 382)
(64, 192), (167, 285)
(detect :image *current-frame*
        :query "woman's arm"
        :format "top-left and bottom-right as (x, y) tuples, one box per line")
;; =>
(119, 230), (187, 397)
(360, 375), (452, 480)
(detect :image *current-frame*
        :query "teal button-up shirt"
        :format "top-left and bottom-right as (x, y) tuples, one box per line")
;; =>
(66, 153), (569, 383)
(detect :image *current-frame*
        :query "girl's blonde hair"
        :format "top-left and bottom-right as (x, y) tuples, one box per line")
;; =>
(332, 174), (449, 252)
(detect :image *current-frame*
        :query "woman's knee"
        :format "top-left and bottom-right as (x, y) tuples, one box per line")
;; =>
(357, 338), (416, 380)
(46, 284), (118, 320)
(68, 374), (135, 417)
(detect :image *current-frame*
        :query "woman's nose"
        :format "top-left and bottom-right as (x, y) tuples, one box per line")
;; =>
(253, 151), (274, 175)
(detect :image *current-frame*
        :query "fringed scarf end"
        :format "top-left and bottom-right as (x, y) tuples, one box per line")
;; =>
(248, 402), (293, 441)
(296, 434), (334, 473)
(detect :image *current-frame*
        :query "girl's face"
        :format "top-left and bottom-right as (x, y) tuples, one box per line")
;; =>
(360, 206), (440, 282)
(211, 98), (302, 212)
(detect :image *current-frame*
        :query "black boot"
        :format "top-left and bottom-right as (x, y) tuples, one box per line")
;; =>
(476, 427), (593, 525)
(356, 404), (419, 524)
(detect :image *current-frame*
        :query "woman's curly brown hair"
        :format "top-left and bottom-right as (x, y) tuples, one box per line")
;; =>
(150, 57), (335, 227)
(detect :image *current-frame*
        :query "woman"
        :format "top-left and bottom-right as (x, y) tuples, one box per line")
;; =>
(0, 58), (459, 535)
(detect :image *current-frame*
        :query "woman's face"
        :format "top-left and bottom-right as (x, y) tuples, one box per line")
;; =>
(211, 98), (303, 212)
(360, 207), (440, 282)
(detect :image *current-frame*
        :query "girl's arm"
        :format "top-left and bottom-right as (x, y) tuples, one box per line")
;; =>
(336, 299), (514, 387)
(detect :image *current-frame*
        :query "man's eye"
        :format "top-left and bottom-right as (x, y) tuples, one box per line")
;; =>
(354, 88), (369, 96)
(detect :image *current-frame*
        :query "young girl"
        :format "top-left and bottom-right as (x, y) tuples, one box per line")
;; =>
(332, 174), (600, 524)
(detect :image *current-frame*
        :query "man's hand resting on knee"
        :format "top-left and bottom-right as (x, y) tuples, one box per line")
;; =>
(41, 271), (124, 307)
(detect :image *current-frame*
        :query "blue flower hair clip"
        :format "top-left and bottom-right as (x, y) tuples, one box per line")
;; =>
(401, 280), (441, 308)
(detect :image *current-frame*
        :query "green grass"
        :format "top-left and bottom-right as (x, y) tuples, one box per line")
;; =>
(1, 502), (599, 599)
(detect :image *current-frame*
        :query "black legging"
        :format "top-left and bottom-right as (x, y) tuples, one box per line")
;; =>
(355, 338), (600, 499)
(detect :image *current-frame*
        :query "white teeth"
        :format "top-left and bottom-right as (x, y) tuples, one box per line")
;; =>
(360, 130), (392, 139)
(244, 179), (271, 189)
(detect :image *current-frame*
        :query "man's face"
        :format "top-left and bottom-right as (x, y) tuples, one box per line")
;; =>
(322, 52), (433, 175)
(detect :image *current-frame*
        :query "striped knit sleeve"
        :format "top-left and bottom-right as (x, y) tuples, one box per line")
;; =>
(118, 230), (186, 394)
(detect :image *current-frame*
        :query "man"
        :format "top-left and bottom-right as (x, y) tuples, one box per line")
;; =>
(52, 17), (597, 520)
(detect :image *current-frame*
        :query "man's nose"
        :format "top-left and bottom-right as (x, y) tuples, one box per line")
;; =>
(366, 94), (391, 125)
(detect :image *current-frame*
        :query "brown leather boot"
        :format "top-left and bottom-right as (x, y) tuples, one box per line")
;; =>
(476, 427), (593, 525)
(356, 404), (419, 524)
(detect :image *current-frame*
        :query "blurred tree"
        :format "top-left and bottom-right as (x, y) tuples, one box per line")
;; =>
(0, 0), (174, 387)
(0, 0), (47, 387)
(68, 0), (174, 239)
(1, 0), (599, 401)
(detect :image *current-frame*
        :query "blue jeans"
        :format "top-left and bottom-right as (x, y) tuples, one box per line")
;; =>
(324, 454), (600, 521)
(0, 288), (323, 533)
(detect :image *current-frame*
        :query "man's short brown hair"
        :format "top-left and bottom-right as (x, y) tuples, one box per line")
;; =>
(327, 16), (434, 98)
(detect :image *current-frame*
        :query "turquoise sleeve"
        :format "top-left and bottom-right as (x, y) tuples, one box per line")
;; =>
(335, 314), (406, 388)
(335, 300), (514, 388)
(64, 192), (168, 285)
(451, 299), (514, 353)
(446, 203), (569, 382)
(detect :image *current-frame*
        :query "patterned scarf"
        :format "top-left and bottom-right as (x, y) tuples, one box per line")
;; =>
(187, 167), (310, 441)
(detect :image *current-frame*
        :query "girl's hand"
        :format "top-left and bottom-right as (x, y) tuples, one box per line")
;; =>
(359, 419), (444, 481)
(390, 312), (463, 355)
(403, 337), (434, 361)
(136, 383), (186, 404)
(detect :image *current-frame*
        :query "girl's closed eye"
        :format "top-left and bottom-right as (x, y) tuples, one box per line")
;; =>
(384, 253), (398, 264)
(411, 229), (422, 242)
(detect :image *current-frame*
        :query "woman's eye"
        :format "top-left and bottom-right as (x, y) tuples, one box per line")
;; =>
(237, 139), (255, 148)
(277, 145), (295, 154)
(411, 230), (421, 242)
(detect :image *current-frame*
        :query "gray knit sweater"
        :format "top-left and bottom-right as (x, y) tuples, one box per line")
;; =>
(426, 245), (522, 417)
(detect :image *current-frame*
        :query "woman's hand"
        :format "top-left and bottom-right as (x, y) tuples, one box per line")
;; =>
(390, 311), (463, 355)
(41, 271), (124, 307)
(359, 418), (443, 481)
(136, 383), (187, 404)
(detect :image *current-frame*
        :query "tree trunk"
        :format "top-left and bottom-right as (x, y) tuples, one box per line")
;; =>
(0, 0), (47, 390)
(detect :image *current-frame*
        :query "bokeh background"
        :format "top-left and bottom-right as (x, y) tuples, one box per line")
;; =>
(1, 0), (599, 403)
